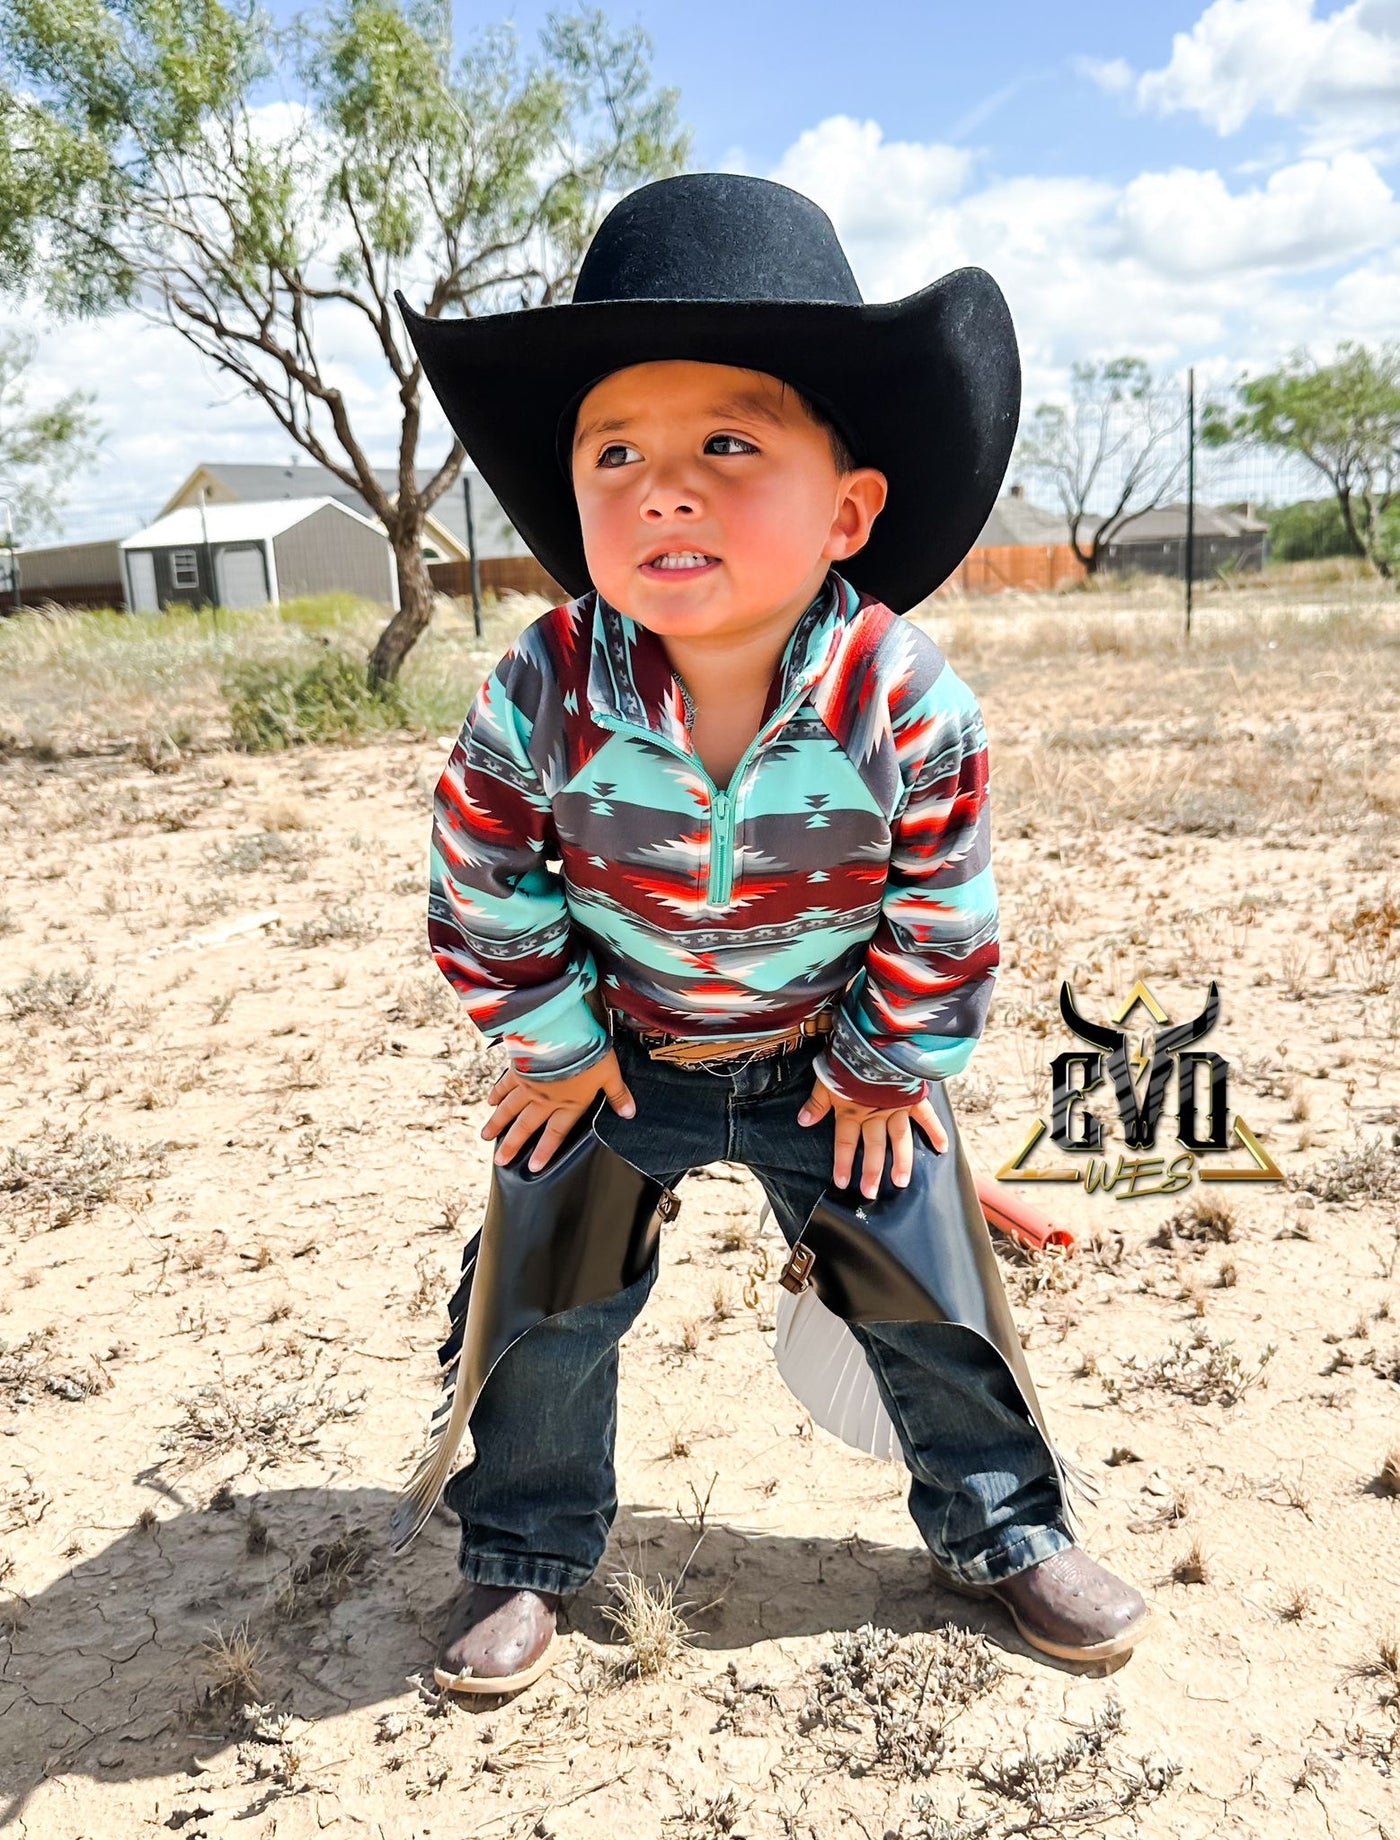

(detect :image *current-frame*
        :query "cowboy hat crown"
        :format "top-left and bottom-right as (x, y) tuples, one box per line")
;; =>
(395, 172), (1020, 611)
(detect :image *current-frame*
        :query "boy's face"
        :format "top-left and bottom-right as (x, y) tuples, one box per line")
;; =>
(569, 359), (887, 644)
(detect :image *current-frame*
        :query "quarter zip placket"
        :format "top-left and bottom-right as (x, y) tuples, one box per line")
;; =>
(594, 676), (814, 912)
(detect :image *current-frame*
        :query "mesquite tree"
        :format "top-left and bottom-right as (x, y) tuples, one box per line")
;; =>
(1202, 343), (1400, 584)
(0, 0), (687, 680)
(0, 330), (102, 543)
(1015, 358), (1189, 576)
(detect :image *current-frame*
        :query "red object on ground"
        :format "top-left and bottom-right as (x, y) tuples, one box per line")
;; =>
(978, 1180), (1075, 1253)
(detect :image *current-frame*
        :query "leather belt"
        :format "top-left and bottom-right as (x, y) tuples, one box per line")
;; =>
(616, 1008), (834, 1067)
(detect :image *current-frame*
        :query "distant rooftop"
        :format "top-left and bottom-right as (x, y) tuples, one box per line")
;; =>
(122, 497), (379, 549)
(167, 461), (526, 559)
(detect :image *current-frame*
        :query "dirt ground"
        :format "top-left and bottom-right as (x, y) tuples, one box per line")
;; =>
(2, 584), (1398, 1839)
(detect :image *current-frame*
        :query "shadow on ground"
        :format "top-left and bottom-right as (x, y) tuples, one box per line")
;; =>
(0, 1482), (1120, 1823)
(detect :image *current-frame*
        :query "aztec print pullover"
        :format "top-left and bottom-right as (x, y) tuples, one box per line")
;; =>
(428, 570), (999, 1111)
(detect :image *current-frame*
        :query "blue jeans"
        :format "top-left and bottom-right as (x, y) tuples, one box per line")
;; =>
(444, 1030), (1075, 1596)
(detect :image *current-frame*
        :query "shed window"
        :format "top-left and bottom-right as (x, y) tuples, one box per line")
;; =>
(172, 549), (199, 589)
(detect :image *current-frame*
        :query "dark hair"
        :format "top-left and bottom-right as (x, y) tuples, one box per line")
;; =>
(786, 383), (860, 474)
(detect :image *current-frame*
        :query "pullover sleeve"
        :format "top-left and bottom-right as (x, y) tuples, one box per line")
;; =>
(813, 663), (1000, 1110)
(427, 630), (611, 1082)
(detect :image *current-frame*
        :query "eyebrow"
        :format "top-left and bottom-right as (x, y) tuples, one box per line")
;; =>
(573, 388), (790, 449)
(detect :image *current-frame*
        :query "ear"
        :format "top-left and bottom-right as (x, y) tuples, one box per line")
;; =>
(824, 468), (888, 561)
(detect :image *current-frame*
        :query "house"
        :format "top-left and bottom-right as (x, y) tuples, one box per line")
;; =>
(119, 498), (398, 613)
(158, 460), (527, 566)
(8, 538), (127, 611)
(1098, 502), (1269, 579)
(936, 487), (1085, 597)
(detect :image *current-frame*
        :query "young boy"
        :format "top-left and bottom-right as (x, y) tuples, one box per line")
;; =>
(396, 173), (1150, 1694)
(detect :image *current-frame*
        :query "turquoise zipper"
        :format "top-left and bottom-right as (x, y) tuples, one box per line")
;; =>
(595, 678), (811, 911)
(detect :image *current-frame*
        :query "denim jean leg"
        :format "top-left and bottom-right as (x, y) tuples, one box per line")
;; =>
(845, 1317), (1075, 1586)
(751, 1144), (1074, 1589)
(443, 1250), (661, 1597)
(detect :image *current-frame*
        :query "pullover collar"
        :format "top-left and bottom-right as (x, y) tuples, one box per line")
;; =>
(585, 569), (855, 754)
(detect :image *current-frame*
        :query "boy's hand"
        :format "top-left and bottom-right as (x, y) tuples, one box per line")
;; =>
(797, 1074), (948, 1200)
(481, 1050), (635, 1174)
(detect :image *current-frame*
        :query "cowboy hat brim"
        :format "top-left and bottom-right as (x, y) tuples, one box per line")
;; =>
(395, 271), (1020, 613)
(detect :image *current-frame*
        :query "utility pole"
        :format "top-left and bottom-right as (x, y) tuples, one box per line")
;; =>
(1, 501), (19, 616)
(1185, 367), (1196, 640)
(462, 471), (483, 638)
(198, 486), (219, 626)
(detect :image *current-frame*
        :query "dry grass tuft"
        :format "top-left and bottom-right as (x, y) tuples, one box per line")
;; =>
(1157, 1193), (1239, 1247)
(1278, 1584), (1315, 1622)
(200, 1620), (266, 1706)
(1172, 1540), (1210, 1585)
(274, 1526), (373, 1622)
(600, 1565), (696, 1679)
(1377, 1445), (1400, 1497)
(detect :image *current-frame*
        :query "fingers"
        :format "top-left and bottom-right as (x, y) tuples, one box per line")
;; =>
(889, 1111), (914, 1189)
(491, 1100), (553, 1167)
(911, 1098), (948, 1154)
(601, 1068), (637, 1119)
(831, 1107), (863, 1190)
(527, 1104), (585, 1173)
(859, 1113), (888, 1201)
(797, 1078), (833, 1127)
(481, 1080), (532, 1143)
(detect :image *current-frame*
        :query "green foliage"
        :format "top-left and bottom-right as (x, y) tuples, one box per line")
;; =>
(1, 0), (688, 676)
(1264, 497), (1358, 563)
(224, 648), (409, 750)
(0, 330), (103, 541)
(1205, 343), (1400, 582)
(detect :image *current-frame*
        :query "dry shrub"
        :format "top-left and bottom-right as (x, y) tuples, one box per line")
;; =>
(389, 974), (456, 1028)
(1378, 1446), (1400, 1497)
(199, 1620), (266, 1707)
(3, 968), (111, 1024)
(161, 1364), (364, 1471)
(282, 900), (379, 948)
(801, 1624), (1005, 1779)
(1172, 1541), (1210, 1585)
(1301, 1134), (1400, 1204)
(0, 1326), (112, 1407)
(1119, 1329), (1277, 1406)
(212, 829), (308, 875)
(3, 1126), (167, 1229)
(922, 1697), (1181, 1837)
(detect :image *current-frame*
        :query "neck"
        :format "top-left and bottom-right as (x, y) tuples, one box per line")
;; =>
(656, 566), (833, 703)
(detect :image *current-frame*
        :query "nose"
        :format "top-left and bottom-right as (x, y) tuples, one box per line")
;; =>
(639, 460), (701, 521)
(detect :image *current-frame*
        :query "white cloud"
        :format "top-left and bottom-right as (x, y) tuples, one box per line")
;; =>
(760, 114), (1400, 408)
(1134, 0), (1400, 144)
(1076, 55), (1135, 95)
(1117, 150), (1399, 273)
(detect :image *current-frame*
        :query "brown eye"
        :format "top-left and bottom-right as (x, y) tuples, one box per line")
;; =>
(705, 434), (758, 457)
(597, 442), (641, 468)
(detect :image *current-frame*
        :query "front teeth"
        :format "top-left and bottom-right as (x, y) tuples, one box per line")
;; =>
(650, 551), (712, 569)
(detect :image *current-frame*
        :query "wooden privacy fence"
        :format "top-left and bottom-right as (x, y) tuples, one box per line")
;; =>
(936, 543), (1085, 597)
(429, 556), (567, 605)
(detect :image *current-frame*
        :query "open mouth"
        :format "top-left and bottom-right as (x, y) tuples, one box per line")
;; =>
(640, 549), (720, 577)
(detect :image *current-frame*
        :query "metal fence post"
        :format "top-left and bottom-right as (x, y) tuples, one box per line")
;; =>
(463, 473), (483, 639)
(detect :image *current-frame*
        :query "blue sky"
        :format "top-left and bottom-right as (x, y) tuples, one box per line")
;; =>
(10, 0), (1400, 542)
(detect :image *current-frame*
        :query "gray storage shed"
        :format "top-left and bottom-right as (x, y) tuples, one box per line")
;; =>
(119, 498), (399, 613)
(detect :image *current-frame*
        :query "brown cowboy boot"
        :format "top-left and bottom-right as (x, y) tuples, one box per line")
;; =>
(929, 1545), (1151, 1662)
(434, 1582), (563, 1694)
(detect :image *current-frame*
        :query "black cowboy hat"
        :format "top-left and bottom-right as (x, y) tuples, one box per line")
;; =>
(394, 172), (1021, 612)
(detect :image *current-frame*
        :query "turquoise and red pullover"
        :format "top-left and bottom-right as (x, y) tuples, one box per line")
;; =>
(428, 570), (999, 1110)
